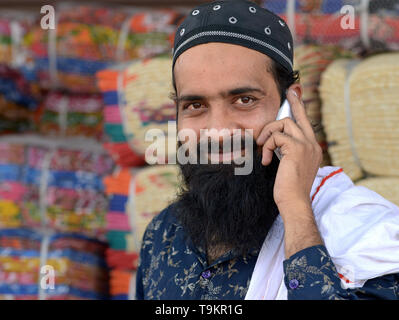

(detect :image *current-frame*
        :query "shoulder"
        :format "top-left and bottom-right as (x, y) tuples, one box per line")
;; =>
(311, 166), (397, 215)
(141, 203), (180, 246)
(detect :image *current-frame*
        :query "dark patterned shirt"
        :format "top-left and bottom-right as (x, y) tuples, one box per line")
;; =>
(136, 205), (399, 300)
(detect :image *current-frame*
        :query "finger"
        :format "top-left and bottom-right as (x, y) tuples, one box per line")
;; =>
(261, 131), (293, 165)
(287, 89), (316, 141)
(256, 117), (305, 146)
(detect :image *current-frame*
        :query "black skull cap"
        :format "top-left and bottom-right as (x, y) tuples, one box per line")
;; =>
(172, 0), (293, 73)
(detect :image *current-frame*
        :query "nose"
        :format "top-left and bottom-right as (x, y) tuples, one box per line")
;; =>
(204, 103), (240, 138)
(206, 102), (240, 135)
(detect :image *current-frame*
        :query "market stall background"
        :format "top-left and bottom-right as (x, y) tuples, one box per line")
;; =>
(0, 0), (398, 299)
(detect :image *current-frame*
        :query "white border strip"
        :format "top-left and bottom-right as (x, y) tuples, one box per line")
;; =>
(173, 30), (293, 70)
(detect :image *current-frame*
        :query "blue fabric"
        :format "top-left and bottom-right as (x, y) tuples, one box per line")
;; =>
(283, 245), (399, 300)
(0, 284), (108, 299)
(262, 0), (345, 14)
(0, 78), (37, 109)
(103, 91), (119, 106)
(0, 164), (24, 181)
(112, 294), (129, 300)
(24, 167), (104, 190)
(136, 205), (399, 300)
(35, 57), (111, 75)
(109, 194), (128, 213)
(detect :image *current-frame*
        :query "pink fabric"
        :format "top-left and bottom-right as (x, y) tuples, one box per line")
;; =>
(104, 106), (122, 124)
(0, 181), (26, 201)
(106, 213), (130, 231)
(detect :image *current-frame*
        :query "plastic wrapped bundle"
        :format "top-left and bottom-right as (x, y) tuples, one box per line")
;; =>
(355, 177), (399, 207)
(0, 135), (114, 238)
(0, 229), (109, 300)
(96, 68), (146, 167)
(38, 91), (105, 140)
(24, 5), (183, 92)
(293, 44), (356, 166)
(320, 53), (399, 181)
(120, 56), (176, 163)
(129, 165), (180, 253)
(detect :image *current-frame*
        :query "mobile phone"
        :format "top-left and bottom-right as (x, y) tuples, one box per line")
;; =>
(274, 99), (296, 160)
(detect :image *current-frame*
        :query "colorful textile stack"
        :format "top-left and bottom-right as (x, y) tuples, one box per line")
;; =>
(103, 165), (179, 299)
(23, 5), (183, 93)
(112, 55), (176, 163)
(320, 53), (399, 204)
(0, 142), (25, 228)
(37, 91), (104, 140)
(0, 64), (39, 134)
(0, 135), (114, 238)
(293, 44), (356, 166)
(103, 169), (138, 268)
(96, 68), (146, 167)
(262, 0), (399, 51)
(0, 228), (109, 300)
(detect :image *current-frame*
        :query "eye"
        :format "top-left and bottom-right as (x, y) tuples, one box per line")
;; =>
(236, 96), (256, 106)
(184, 102), (204, 111)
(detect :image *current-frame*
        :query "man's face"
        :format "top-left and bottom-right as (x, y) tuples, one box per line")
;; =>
(174, 42), (281, 148)
(172, 43), (283, 256)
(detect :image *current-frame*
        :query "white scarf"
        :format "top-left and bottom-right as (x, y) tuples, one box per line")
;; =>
(245, 166), (399, 300)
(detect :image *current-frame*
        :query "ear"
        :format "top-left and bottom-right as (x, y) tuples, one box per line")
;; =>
(287, 83), (302, 101)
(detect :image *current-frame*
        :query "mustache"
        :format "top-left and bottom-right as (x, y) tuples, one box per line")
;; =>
(199, 136), (250, 153)
(178, 136), (257, 159)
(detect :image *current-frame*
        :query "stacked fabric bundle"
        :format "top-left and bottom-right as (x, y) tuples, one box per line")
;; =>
(23, 5), (183, 93)
(0, 64), (39, 134)
(320, 52), (399, 204)
(0, 135), (114, 238)
(103, 165), (179, 299)
(96, 68), (146, 167)
(103, 168), (138, 271)
(118, 55), (176, 163)
(38, 91), (104, 140)
(262, 0), (399, 51)
(293, 44), (356, 166)
(0, 228), (109, 300)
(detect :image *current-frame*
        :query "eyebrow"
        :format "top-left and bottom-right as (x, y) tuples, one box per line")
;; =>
(175, 87), (265, 106)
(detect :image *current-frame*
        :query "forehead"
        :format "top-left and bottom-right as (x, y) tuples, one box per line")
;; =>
(174, 43), (273, 92)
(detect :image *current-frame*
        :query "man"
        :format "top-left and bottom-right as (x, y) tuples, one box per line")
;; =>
(136, 0), (399, 300)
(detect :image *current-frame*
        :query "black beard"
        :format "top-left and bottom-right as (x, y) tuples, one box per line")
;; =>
(173, 139), (280, 257)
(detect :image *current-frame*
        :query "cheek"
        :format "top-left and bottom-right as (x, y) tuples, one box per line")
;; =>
(239, 108), (277, 139)
(177, 117), (202, 144)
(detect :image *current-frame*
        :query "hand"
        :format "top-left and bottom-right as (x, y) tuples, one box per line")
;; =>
(256, 89), (323, 213)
